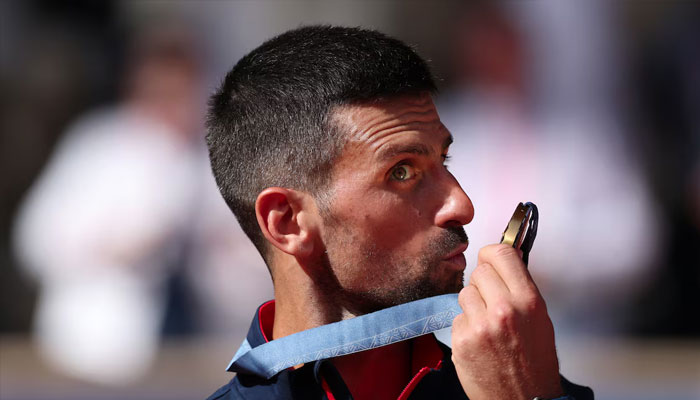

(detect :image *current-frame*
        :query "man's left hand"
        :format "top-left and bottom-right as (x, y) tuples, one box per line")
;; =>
(451, 244), (564, 400)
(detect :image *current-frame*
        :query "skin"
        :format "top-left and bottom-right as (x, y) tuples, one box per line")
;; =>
(255, 93), (563, 399)
(320, 94), (472, 316)
(451, 244), (563, 399)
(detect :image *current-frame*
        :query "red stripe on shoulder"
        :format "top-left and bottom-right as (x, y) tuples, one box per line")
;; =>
(321, 377), (337, 400)
(398, 335), (446, 399)
(397, 367), (431, 400)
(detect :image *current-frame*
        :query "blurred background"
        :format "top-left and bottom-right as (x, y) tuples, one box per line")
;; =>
(1, 1), (698, 399)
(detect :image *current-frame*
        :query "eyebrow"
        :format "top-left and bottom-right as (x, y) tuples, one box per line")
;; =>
(377, 133), (454, 162)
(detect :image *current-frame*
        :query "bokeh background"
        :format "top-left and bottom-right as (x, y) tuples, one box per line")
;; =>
(1, 1), (698, 399)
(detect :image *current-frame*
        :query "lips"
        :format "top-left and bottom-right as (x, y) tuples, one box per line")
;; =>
(442, 242), (469, 270)
(443, 242), (469, 260)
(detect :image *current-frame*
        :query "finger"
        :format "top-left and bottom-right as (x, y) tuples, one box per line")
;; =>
(468, 262), (511, 307)
(451, 312), (466, 333)
(477, 244), (534, 294)
(457, 284), (486, 316)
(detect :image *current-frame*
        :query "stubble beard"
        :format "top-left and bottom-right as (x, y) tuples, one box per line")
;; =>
(322, 224), (469, 315)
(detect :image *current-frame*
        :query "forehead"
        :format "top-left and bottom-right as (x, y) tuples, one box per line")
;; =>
(330, 93), (450, 160)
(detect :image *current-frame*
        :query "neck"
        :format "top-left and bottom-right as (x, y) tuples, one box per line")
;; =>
(269, 254), (417, 399)
(272, 266), (355, 340)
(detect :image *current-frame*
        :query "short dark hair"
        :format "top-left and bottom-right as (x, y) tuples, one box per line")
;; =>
(206, 25), (436, 261)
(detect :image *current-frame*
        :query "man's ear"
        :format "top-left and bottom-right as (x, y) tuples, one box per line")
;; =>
(255, 187), (317, 257)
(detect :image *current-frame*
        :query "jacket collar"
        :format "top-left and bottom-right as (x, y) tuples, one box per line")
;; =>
(246, 299), (275, 348)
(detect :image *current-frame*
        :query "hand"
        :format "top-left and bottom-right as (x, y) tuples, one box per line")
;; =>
(451, 244), (564, 400)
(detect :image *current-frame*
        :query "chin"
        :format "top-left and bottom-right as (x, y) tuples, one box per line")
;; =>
(392, 271), (464, 305)
(431, 270), (465, 296)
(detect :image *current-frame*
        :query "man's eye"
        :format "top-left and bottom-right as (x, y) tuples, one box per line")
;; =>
(390, 164), (415, 181)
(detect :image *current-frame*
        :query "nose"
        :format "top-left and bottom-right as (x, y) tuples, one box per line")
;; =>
(434, 174), (474, 228)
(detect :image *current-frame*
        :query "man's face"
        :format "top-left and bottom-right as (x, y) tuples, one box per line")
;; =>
(319, 94), (474, 314)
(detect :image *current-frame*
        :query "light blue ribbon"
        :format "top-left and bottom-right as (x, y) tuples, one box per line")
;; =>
(227, 293), (461, 379)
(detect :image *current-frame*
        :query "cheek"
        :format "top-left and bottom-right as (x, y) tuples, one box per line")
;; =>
(348, 194), (430, 251)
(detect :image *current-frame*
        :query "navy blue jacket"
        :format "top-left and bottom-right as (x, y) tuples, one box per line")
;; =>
(206, 301), (594, 400)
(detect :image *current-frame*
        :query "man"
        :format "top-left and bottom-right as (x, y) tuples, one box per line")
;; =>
(205, 26), (593, 400)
